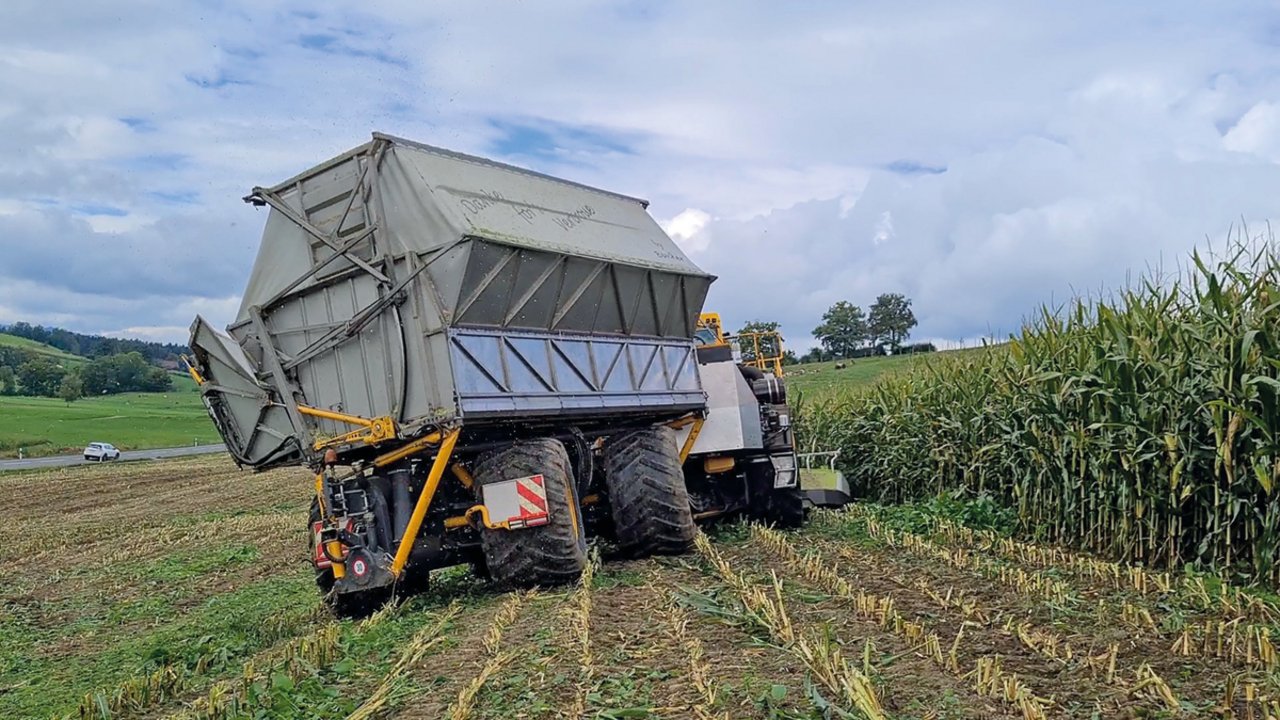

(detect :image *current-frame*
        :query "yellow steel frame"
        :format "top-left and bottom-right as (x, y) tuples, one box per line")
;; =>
(696, 312), (727, 348)
(372, 431), (442, 468)
(313, 471), (348, 578)
(390, 427), (460, 576)
(677, 416), (705, 463)
(299, 405), (398, 451)
(736, 330), (786, 377)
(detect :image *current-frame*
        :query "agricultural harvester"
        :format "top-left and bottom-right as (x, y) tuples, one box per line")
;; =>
(188, 133), (805, 614)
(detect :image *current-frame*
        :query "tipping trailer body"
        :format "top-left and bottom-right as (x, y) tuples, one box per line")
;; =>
(191, 133), (713, 471)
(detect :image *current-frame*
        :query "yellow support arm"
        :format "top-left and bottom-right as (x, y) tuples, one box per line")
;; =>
(678, 417), (705, 463)
(181, 355), (205, 385)
(299, 405), (398, 451)
(390, 428), (460, 576)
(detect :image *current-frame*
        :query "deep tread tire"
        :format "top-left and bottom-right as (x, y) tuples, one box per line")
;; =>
(308, 497), (391, 618)
(603, 425), (696, 557)
(473, 438), (586, 589)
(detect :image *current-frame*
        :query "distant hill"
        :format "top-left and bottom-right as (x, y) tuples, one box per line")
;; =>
(0, 333), (86, 364)
(0, 322), (185, 366)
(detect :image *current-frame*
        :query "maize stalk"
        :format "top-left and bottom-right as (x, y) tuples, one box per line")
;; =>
(695, 532), (886, 720)
(443, 592), (531, 720)
(750, 525), (1053, 719)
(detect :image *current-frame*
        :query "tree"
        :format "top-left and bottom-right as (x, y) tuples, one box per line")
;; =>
(781, 349), (799, 366)
(812, 301), (868, 358)
(81, 352), (173, 395)
(799, 347), (828, 364)
(16, 357), (66, 397)
(0, 366), (14, 395)
(868, 293), (918, 349)
(58, 373), (83, 403)
(735, 320), (784, 363)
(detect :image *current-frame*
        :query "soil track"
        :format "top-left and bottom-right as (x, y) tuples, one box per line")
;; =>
(6, 457), (1280, 719)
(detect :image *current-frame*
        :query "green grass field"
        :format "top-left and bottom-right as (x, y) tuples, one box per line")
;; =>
(784, 353), (931, 397)
(0, 374), (214, 457)
(0, 332), (86, 364)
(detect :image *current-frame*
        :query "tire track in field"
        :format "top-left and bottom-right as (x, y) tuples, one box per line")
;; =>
(822, 509), (1266, 713)
(714, 534), (1019, 720)
(391, 593), (521, 719)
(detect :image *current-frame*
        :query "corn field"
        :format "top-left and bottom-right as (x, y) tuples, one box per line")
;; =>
(799, 237), (1280, 583)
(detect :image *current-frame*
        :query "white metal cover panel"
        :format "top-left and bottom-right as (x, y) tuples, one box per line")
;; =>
(685, 362), (763, 454)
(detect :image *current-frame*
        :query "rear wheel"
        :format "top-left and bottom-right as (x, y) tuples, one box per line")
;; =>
(473, 438), (586, 589)
(307, 497), (391, 617)
(604, 425), (696, 557)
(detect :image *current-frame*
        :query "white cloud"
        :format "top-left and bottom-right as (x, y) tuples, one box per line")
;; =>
(1, 1), (1280, 347)
(661, 209), (713, 254)
(1224, 101), (1280, 160)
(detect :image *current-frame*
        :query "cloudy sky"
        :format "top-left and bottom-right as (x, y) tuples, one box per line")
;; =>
(3, 1), (1280, 350)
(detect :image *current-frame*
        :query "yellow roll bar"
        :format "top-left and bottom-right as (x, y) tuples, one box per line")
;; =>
(390, 427), (460, 576)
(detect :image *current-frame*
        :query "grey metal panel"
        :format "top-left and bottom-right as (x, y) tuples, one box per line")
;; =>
(197, 134), (718, 470)
(236, 136), (713, 321)
(691, 362), (763, 454)
(189, 316), (302, 468)
(449, 238), (711, 340)
(448, 327), (703, 418)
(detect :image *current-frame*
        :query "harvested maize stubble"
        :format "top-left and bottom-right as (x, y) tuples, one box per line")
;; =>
(694, 533), (888, 720)
(747, 524), (1055, 720)
(347, 603), (463, 720)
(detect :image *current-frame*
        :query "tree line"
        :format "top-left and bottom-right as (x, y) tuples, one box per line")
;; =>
(729, 293), (930, 366)
(0, 322), (186, 364)
(0, 347), (172, 401)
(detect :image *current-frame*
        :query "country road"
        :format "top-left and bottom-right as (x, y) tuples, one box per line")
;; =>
(0, 443), (228, 471)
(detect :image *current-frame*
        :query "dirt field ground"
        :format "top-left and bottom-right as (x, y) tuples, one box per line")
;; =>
(5, 457), (1280, 719)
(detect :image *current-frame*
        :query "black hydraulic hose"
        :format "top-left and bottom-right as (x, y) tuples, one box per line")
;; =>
(567, 427), (593, 500)
(366, 476), (394, 553)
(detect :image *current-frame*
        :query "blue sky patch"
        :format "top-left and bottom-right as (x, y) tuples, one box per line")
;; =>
(118, 153), (189, 172)
(297, 33), (407, 68)
(884, 160), (947, 175)
(148, 190), (199, 205)
(488, 118), (638, 162)
(71, 203), (128, 217)
(120, 117), (155, 132)
(184, 70), (252, 89)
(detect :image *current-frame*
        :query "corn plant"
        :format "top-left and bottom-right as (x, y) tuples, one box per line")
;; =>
(800, 236), (1280, 584)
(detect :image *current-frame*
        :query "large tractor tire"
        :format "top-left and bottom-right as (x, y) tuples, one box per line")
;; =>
(307, 497), (392, 618)
(604, 425), (696, 557)
(473, 438), (586, 589)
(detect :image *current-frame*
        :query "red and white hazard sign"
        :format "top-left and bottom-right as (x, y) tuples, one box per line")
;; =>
(483, 474), (551, 529)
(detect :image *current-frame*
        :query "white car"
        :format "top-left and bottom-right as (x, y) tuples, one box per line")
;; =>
(83, 442), (121, 462)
